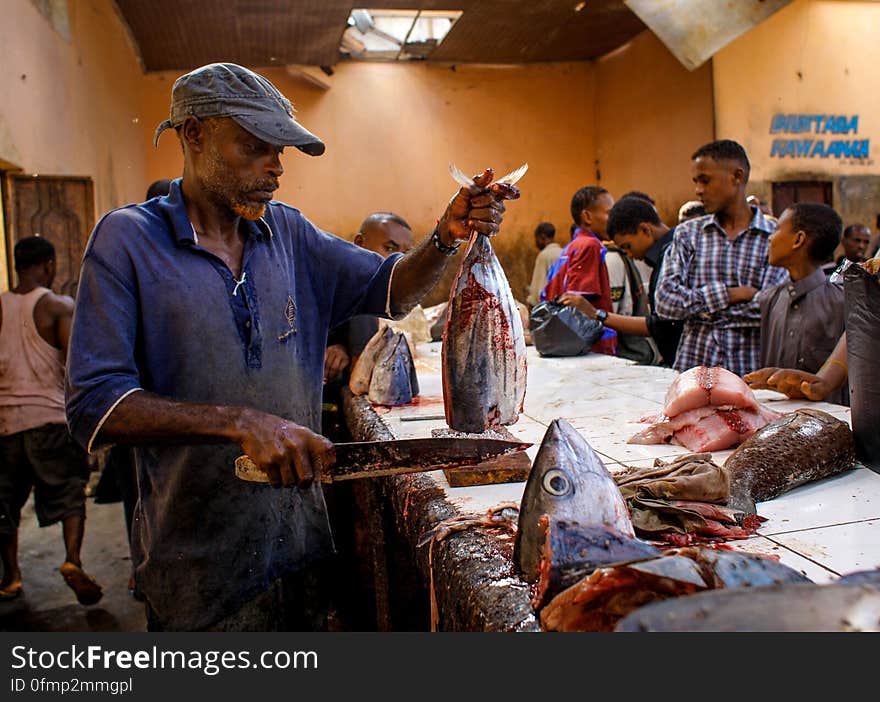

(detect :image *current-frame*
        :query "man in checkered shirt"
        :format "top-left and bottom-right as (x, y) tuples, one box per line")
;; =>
(655, 140), (789, 377)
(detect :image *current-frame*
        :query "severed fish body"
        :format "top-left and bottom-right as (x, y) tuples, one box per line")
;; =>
(630, 405), (781, 453)
(663, 365), (760, 416)
(540, 545), (810, 632)
(724, 408), (856, 514)
(349, 326), (418, 406)
(514, 419), (634, 583)
(349, 325), (393, 396)
(441, 164), (528, 433)
(368, 332), (419, 406)
(531, 521), (660, 611)
(614, 582), (880, 632)
(629, 365), (781, 453)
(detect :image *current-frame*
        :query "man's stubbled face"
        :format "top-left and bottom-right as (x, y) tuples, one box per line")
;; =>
(197, 118), (283, 221)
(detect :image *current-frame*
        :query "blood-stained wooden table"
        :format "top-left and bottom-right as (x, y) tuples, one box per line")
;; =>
(341, 341), (880, 631)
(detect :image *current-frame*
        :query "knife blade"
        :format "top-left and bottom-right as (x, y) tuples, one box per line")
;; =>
(234, 436), (532, 484)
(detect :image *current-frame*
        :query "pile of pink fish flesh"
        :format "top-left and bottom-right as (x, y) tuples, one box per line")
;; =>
(629, 365), (781, 452)
(442, 164), (528, 433)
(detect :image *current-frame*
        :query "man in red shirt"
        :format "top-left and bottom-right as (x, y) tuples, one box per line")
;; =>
(541, 186), (616, 355)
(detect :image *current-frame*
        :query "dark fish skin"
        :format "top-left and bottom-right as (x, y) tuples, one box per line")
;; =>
(367, 333), (418, 406)
(442, 233), (527, 433)
(531, 522), (661, 610)
(724, 409), (856, 514)
(514, 419), (634, 582)
(614, 583), (880, 632)
(662, 547), (811, 589)
(349, 326), (394, 396)
(837, 569), (880, 588)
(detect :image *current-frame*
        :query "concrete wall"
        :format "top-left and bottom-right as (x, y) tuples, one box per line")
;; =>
(714, 0), (880, 231)
(595, 30), (715, 226)
(0, 0), (148, 291)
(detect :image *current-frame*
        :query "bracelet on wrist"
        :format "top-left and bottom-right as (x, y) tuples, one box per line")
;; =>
(430, 226), (462, 256)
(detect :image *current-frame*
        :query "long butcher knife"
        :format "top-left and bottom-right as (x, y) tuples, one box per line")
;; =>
(234, 436), (531, 484)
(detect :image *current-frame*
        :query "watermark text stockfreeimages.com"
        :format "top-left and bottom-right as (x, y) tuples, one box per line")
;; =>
(10, 644), (318, 678)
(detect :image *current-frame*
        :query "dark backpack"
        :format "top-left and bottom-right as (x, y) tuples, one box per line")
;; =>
(605, 244), (662, 366)
(529, 301), (605, 357)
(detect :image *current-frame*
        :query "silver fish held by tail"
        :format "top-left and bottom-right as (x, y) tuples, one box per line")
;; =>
(514, 418), (634, 583)
(724, 408), (856, 514)
(441, 164), (528, 433)
(614, 582), (880, 632)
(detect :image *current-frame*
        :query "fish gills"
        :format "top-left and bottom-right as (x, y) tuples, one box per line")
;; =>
(514, 418), (634, 583)
(724, 408), (856, 512)
(532, 521), (660, 610)
(441, 233), (527, 433)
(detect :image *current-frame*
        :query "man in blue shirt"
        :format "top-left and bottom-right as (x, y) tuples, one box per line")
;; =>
(65, 63), (517, 631)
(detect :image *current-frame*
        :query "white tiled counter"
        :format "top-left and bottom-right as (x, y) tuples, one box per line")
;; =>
(342, 340), (880, 630)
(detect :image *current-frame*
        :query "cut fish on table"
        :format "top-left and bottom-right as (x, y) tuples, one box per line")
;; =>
(441, 163), (528, 433)
(724, 408), (856, 514)
(514, 418), (634, 584)
(628, 365), (782, 453)
(348, 325), (419, 406)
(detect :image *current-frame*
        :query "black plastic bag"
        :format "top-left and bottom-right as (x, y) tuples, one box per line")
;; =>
(529, 301), (605, 357)
(844, 263), (880, 472)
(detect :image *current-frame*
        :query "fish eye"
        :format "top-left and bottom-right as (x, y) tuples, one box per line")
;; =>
(542, 469), (573, 497)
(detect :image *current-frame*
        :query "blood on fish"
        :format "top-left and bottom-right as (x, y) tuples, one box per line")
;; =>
(717, 409), (752, 436)
(457, 272), (504, 330)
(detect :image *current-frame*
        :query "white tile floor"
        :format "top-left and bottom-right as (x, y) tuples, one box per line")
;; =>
(374, 341), (880, 581)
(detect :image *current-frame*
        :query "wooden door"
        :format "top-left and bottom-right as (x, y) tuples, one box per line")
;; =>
(2, 174), (95, 297)
(771, 180), (833, 218)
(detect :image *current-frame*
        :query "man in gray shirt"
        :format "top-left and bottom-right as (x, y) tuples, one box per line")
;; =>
(755, 203), (847, 405)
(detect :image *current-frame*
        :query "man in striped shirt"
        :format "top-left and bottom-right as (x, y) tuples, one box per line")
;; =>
(655, 140), (789, 377)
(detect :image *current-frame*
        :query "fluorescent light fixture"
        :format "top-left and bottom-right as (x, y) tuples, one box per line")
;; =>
(341, 8), (463, 61)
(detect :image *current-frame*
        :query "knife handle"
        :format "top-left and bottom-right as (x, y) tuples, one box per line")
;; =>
(234, 455), (332, 484)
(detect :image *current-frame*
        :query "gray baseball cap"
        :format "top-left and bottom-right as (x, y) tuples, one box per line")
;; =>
(153, 62), (325, 156)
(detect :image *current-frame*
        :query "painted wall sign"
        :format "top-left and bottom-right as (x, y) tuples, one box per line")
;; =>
(769, 114), (870, 159)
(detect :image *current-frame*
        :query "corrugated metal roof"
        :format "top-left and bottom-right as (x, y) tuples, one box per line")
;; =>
(113, 0), (645, 72)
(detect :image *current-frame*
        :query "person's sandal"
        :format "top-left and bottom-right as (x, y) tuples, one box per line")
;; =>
(59, 562), (103, 605)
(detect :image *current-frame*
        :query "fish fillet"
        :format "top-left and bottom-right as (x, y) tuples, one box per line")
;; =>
(664, 365), (760, 417)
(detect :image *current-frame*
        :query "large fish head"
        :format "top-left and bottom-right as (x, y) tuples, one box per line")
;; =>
(368, 332), (415, 406)
(515, 418), (635, 582)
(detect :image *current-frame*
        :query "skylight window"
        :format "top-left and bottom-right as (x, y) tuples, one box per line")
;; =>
(340, 9), (463, 61)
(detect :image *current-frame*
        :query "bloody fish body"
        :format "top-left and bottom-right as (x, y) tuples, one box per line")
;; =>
(540, 546), (811, 632)
(442, 232), (527, 432)
(514, 419), (634, 583)
(630, 365), (781, 452)
(539, 554), (708, 632)
(724, 408), (856, 514)
(532, 521), (661, 610)
(664, 365), (760, 416)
